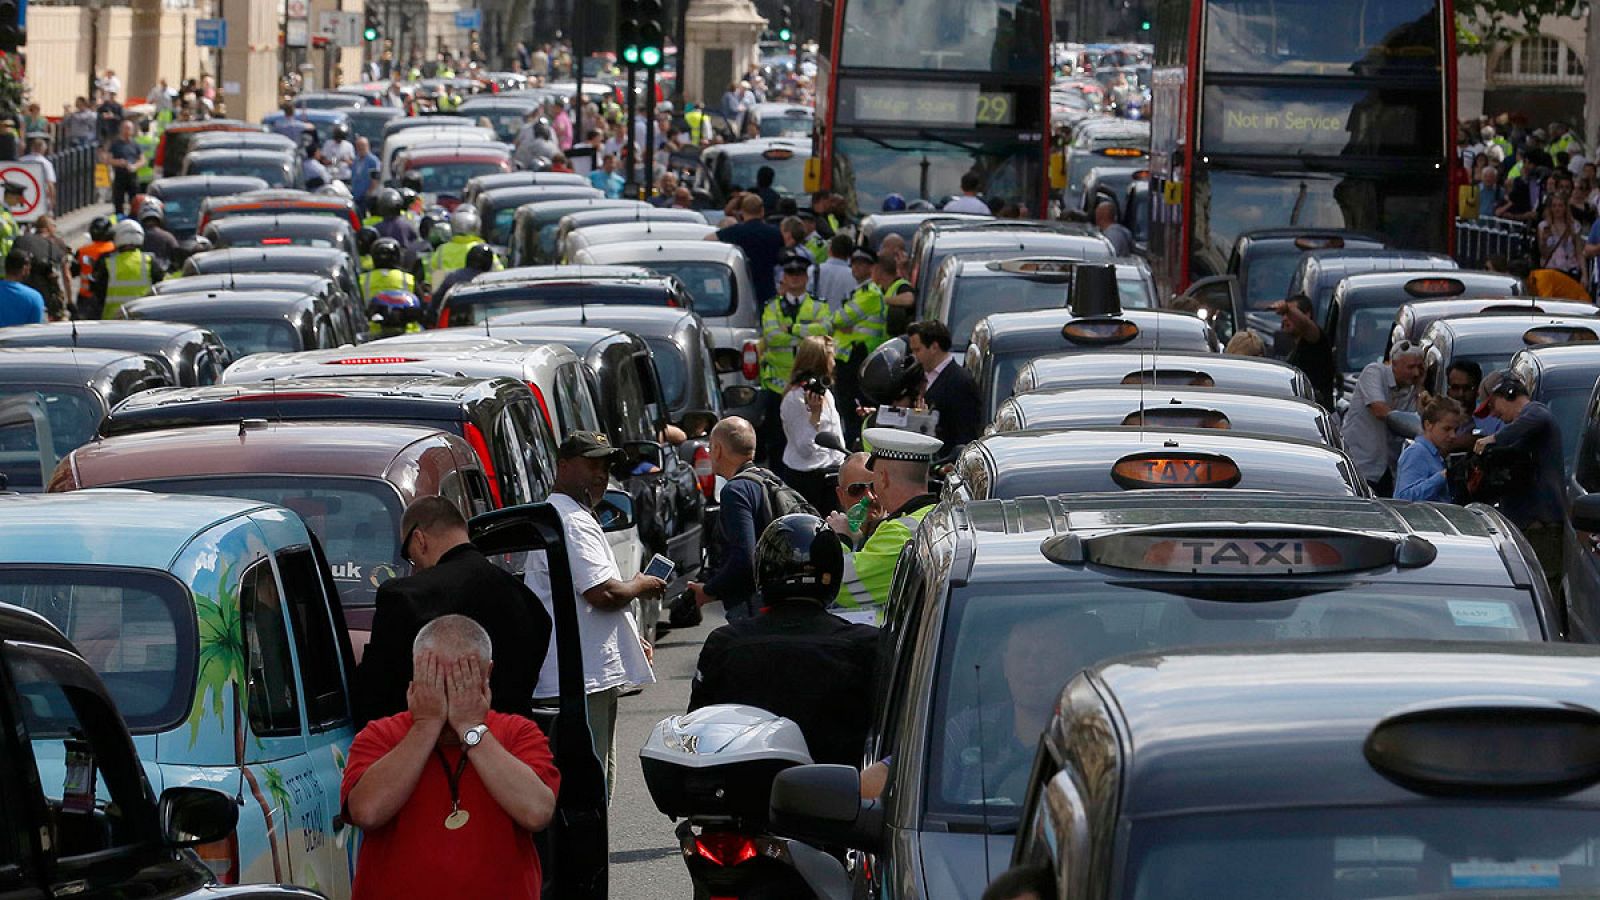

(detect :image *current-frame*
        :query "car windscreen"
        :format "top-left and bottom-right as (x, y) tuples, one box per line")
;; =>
(1242, 245), (1307, 310)
(631, 261), (735, 317)
(725, 154), (807, 198)
(189, 161), (291, 187)
(127, 475), (407, 608)
(641, 336), (689, 409)
(454, 284), (677, 326)
(189, 318), (303, 357)
(0, 387), (104, 489)
(487, 205), (520, 245)
(0, 566), (195, 732)
(159, 196), (204, 235)
(1125, 807), (1600, 898)
(759, 115), (812, 138)
(415, 161), (507, 197)
(925, 582), (1538, 828)
(1340, 299), (1403, 374)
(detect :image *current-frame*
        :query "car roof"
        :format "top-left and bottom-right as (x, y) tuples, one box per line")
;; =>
(1402, 296), (1600, 330)
(951, 257), (1144, 278)
(187, 247), (348, 268)
(567, 222), (715, 244)
(979, 308), (1214, 350)
(1335, 270), (1519, 297)
(1001, 386), (1330, 432)
(967, 426), (1360, 498)
(163, 119), (259, 134)
(205, 214), (353, 234)
(1022, 349), (1308, 393)
(1513, 343), (1600, 391)
(149, 175), (271, 195)
(150, 272), (330, 294)
(577, 239), (746, 265)
(185, 148), (296, 162)
(207, 189), (350, 208)
(482, 185), (604, 206)
(220, 341), (581, 381)
(124, 291), (315, 317)
(1298, 248), (1456, 275)
(402, 148), (511, 164)
(1236, 227), (1388, 247)
(1087, 643), (1600, 817)
(0, 321), (213, 345)
(68, 421), (463, 483)
(1427, 312), (1600, 340)
(469, 264), (661, 286)
(487, 306), (699, 338)
(0, 346), (162, 380)
(0, 491), (274, 568)
(710, 138), (811, 158)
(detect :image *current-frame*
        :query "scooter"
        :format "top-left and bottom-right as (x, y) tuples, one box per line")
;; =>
(641, 704), (851, 900)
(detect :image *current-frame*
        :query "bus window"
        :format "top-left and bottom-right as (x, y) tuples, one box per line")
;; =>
(1203, 0), (1442, 75)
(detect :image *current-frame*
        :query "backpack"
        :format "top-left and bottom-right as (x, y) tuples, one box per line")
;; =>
(733, 466), (819, 521)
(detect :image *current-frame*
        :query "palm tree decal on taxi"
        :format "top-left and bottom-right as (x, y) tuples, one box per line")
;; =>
(189, 563), (287, 882)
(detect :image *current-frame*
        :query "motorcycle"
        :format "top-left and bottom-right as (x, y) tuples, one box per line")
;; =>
(641, 705), (851, 900)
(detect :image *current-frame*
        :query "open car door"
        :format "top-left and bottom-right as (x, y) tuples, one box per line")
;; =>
(0, 394), (58, 491)
(1178, 274), (1244, 347)
(469, 502), (607, 900)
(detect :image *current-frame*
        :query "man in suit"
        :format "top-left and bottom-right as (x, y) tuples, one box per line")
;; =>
(354, 495), (551, 726)
(906, 319), (982, 462)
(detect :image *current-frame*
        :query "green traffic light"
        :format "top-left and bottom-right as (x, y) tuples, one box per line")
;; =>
(640, 45), (662, 67)
(778, 27), (792, 40)
(623, 45), (640, 64)
(363, 25), (379, 40)
(1140, 19), (1150, 29)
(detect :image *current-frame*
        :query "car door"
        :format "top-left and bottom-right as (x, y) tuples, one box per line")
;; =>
(1564, 382), (1600, 640)
(468, 503), (606, 900)
(1178, 274), (1242, 346)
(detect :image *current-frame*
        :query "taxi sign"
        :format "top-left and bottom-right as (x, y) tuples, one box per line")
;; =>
(994, 258), (1075, 278)
(1294, 236), (1345, 251)
(1110, 450), (1241, 489)
(1404, 277), (1466, 298)
(1366, 703), (1600, 794)
(1100, 147), (1145, 157)
(1123, 408), (1231, 430)
(763, 148), (795, 160)
(1041, 526), (1437, 575)
(1523, 326), (1598, 346)
(1121, 368), (1216, 387)
(1064, 318), (1139, 345)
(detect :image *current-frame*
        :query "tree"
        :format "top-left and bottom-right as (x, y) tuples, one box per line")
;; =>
(1456, 0), (1584, 53)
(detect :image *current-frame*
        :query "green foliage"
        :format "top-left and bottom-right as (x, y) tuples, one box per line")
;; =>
(0, 53), (23, 120)
(1456, 0), (1587, 54)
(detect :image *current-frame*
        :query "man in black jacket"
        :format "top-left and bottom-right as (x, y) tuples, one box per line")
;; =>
(687, 416), (771, 621)
(353, 495), (551, 725)
(907, 319), (982, 462)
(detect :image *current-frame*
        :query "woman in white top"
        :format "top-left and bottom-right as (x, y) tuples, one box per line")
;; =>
(1539, 194), (1583, 279)
(781, 335), (847, 513)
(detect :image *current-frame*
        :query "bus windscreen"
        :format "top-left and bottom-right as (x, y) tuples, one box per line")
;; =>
(1203, 0), (1442, 75)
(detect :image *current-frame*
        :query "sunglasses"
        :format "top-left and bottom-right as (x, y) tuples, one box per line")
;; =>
(843, 481), (874, 498)
(400, 524), (420, 564)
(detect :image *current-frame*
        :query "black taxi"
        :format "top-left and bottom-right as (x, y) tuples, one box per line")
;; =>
(1389, 295), (1600, 352)
(922, 257), (1157, 352)
(1005, 643), (1600, 898)
(1014, 349), (1318, 402)
(0, 601), (323, 900)
(181, 247), (365, 337)
(949, 427), (1365, 500)
(1420, 313), (1600, 397)
(764, 492), (1561, 900)
(0, 321), (232, 387)
(119, 290), (351, 358)
(966, 282), (1219, 419)
(909, 219), (1114, 296)
(991, 386), (1340, 448)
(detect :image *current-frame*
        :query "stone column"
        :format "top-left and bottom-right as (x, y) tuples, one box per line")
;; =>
(218, 0), (281, 119)
(684, 0), (765, 110)
(128, 0), (164, 98)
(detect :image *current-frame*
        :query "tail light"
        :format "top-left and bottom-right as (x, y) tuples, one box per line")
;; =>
(194, 832), (239, 884)
(462, 423), (505, 507)
(437, 305), (451, 328)
(741, 340), (759, 381)
(694, 832), (759, 867)
(525, 381), (554, 433)
(154, 136), (167, 168)
(693, 444), (714, 498)
(325, 356), (419, 365)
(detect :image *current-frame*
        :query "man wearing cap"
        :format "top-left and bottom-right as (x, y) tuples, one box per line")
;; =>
(524, 431), (664, 801)
(835, 246), (886, 442)
(758, 254), (834, 468)
(834, 427), (942, 613)
(0, 181), (22, 260)
(1474, 372), (1565, 593)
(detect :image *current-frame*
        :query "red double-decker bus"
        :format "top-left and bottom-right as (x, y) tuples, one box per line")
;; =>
(1149, 0), (1457, 300)
(806, 0), (1055, 216)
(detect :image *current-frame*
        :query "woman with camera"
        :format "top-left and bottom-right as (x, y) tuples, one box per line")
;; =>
(781, 335), (847, 514)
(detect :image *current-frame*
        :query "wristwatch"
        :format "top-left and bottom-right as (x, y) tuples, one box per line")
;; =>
(462, 724), (488, 748)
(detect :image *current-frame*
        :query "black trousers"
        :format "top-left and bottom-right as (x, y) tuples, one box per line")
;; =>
(111, 170), (138, 216)
(759, 389), (788, 478)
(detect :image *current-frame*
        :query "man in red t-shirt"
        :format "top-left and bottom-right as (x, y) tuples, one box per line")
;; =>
(341, 615), (560, 899)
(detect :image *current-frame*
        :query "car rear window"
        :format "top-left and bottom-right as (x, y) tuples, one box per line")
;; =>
(630, 261), (735, 317)
(187, 319), (302, 357)
(414, 161), (507, 198)
(188, 161), (291, 187)
(128, 476), (407, 609)
(0, 566), (195, 732)
(452, 283), (680, 326)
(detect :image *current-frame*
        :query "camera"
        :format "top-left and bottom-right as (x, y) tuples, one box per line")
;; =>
(802, 377), (829, 396)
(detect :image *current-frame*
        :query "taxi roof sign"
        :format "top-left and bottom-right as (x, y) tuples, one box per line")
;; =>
(1041, 525), (1438, 575)
(1294, 236), (1345, 251)
(1111, 450), (1241, 490)
(1063, 318), (1139, 345)
(1366, 702), (1600, 795)
(1121, 368), (1216, 387)
(1404, 277), (1465, 298)
(1524, 325), (1598, 345)
(1099, 147), (1145, 157)
(1123, 408), (1231, 430)
(993, 258), (1077, 278)
(762, 147), (795, 160)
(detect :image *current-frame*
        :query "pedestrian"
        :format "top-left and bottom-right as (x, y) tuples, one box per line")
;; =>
(97, 69), (122, 98)
(1446, 360), (1502, 445)
(757, 253), (833, 468)
(102, 119), (143, 216)
(906, 319), (982, 462)
(351, 136), (380, 217)
(322, 124), (355, 181)
(1271, 294), (1336, 410)
(95, 91), (124, 143)
(1340, 339), (1425, 496)
(73, 216), (114, 313)
(353, 496), (550, 725)
(1473, 372), (1565, 592)
(713, 192), (787, 310)
(1394, 396), (1465, 502)
(90, 220), (163, 320)
(688, 514), (879, 765)
(13, 216), (71, 320)
(809, 233), (856, 310)
(943, 171), (990, 214)
(834, 427), (942, 612)
(271, 101), (306, 143)
(781, 336), (846, 513)
(64, 98), (96, 147)
(686, 417), (774, 621)
(524, 431), (663, 801)
(651, 171), (678, 207)
(826, 451), (879, 547)
(302, 145), (330, 190)
(753, 164), (781, 212)
(18, 138), (55, 214)
(1477, 164), (1506, 220)
(341, 615), (558, 900)
(1224, 329), (1266, 356)
(1095, 199), (1135, 255)
(136, 199), (179, 268)
(0, 249), (45, 327)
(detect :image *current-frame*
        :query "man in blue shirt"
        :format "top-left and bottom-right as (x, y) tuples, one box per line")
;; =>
(588, 154), (625, 199)
(0, 248), (46, 326)
(351, 136), (381, 218)
(1394, 397), (1464, 502)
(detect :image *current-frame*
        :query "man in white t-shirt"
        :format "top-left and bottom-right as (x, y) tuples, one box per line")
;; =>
(943, 171), (992, 214)
(525, 431), (665, 800)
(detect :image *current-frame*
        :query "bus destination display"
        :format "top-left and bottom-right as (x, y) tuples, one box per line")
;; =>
(846, 83), (1017, 127)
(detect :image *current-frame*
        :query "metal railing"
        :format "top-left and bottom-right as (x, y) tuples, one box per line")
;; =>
(1454, 216), (1536, 268)
(49, 140), (100, 217)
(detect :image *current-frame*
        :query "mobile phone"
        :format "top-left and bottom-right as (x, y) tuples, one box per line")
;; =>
(644, 553), (676, 582)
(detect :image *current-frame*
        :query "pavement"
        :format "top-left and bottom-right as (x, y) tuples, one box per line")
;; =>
(50, 200), (115, 247)
(608, 606), (725, 895)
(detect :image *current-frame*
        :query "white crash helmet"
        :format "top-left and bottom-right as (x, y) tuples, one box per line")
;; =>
(449, 206), (480, 238)
(113, 219), (145, 249)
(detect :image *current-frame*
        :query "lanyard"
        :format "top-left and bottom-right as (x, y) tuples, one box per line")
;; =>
(435, 747), (471, 830)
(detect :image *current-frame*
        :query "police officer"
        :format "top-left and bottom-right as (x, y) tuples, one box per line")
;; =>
(835, 247), (887, 442)
(433, 242), (495, 313)
(0, 181), (23, 259)
(362, 237), (415, 298)
(429, 206), (496, 286)
(687, 514), (879, 767)
(136, 198), (179, 268)
(759, 253), (833, 468)
(834, 427), (941, 614)
(91, 219), (164, 319)
(356, 225), (379, 272)
(372, 188), (421, 249)
(800, 211), (829, 264)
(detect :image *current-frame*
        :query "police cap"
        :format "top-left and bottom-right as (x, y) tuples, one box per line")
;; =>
(779, 253), (812, 274)
(863, 427), (942, 467)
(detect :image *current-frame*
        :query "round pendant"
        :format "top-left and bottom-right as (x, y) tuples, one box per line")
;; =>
(444, 809), (470, 830)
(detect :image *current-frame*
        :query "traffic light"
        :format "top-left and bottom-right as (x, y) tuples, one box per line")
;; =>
(363, 9), (380, 42)
(638, 0), (664, 68)
(618, 0), (642, 65)
(1140, 18), (1151, 30)
(778, 4), (792, 42)
(0, 0), (25, 54)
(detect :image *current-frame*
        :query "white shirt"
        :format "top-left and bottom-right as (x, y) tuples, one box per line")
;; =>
(526, 492), (655, 696)
(943, 194), (990, 214)
(18, 153), (54, 186)
(780, 386), (846, 472)
(811, 257), (856, 309)
(321, 139), (355, 180)
(924, 354), (952, 390)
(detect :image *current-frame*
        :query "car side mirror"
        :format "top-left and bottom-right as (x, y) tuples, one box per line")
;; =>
(160, 787), (238, 848)
(1572, 493), (1600, 533)
(712, 347), (742, 374)
(594, 488), (635, 533)
(618, 439), (664, 473)
(769, 764), (884, 853)
(722, 385), (759, 409)
(680, 410), (718, 438)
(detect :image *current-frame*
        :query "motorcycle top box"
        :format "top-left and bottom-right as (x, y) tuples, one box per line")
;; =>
(641, 704), (813, 825)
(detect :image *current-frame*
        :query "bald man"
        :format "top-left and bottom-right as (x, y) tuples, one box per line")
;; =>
(687, 417), (771, 620)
